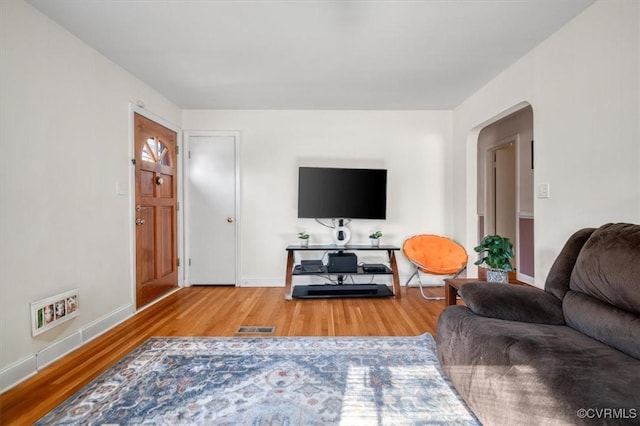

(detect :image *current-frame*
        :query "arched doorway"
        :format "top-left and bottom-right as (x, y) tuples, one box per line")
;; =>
(477, 105), (534, 284)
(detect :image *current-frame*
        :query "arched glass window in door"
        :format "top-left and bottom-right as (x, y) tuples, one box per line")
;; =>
(142, 137), (170, 165)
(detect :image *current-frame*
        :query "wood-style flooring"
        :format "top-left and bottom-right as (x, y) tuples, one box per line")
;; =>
(0, 285), (449, 425)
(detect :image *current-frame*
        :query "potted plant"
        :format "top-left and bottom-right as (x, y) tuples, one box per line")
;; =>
(298, 232), (309, 247)
(473, 234), (514, 283)
(369, 231), (383, 247)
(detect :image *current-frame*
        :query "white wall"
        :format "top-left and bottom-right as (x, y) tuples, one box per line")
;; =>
(182, 110), (453, 285)
(453, 0), (640, 287)
(0, 0), (181, 388)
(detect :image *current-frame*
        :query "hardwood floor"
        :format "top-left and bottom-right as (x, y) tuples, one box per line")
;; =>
(0, 285), (448, 425)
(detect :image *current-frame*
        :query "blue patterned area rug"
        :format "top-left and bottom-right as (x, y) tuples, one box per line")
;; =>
(37, 334), (479, 425)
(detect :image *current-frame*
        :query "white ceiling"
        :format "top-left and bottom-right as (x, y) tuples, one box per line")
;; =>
(26, 0), (595, 110)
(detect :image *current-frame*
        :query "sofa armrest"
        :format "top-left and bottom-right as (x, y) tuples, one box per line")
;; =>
(459, 282), (565, 325)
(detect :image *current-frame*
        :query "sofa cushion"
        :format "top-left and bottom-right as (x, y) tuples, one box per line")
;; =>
(564, 291), (640, 359)
(436, 306), (640, 426)
(569, 222), (640, 314)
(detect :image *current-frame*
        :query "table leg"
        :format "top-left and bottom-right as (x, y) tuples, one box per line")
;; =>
(285, 251), (294, 300)
(388, 250), (401, 299)
(445, 281), (458, 306)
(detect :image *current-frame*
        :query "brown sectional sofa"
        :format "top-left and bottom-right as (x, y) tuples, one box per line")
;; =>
(436, 223), (640, 425)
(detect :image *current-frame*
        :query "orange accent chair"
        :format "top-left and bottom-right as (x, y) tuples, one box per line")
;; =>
(402, 234), (468, 300)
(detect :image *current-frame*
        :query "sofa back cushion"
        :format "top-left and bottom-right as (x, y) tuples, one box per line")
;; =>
(544, 227), (595, 300)
(564, 223), (640, 359)
(563, 291), (640, 359)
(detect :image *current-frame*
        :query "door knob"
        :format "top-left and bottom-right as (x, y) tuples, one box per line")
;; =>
(155, 176), (164, 186)
(135, 218), (145, 226)
(227, 217), (234, 223)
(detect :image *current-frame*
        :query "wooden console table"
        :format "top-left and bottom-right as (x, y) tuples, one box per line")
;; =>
(285, 244), (401, 299)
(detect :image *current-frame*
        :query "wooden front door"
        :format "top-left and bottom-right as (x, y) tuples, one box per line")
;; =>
(134, 113), (178, 308)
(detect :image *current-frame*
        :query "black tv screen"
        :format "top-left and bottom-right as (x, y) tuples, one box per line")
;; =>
(297, 167), (387, 219)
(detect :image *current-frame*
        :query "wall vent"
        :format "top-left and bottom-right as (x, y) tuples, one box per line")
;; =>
(31, 289), (80, 336)
(236, 326), (275, 334)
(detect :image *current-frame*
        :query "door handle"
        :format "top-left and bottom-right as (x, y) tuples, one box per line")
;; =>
(135, 218), (145, 226)
(227, 217), (234, 223)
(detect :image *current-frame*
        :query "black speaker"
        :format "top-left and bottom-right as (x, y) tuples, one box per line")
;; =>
(327, 253), (358, 273)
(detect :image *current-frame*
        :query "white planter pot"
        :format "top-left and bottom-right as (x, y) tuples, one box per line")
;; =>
(299, 238), (309, 247)
(486, 268), (508, 283)
(370, 238), (380, 247)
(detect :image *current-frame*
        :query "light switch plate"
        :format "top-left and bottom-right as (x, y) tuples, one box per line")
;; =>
(116, 180), (128, 196)
(537, 183), (550, 199)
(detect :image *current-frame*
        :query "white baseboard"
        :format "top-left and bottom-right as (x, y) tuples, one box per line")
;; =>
(0, 355), (37, 393)
(36, 331), (82, 371)
(0, 303), (134, 393)
(516, 273), (536, 286)
(240, 278), (284, 287)
(81, 304), (134, 343)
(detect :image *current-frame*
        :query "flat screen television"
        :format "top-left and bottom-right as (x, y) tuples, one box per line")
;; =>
(297, 167), (387, 219)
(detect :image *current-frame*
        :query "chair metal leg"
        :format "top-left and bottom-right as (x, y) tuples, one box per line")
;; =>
(417, 266), (467, 301)
(406, 267), (445, 301)
(417, 266), (468, 301)
(406, 269), (419, 285)
(417, 282), (445, 300)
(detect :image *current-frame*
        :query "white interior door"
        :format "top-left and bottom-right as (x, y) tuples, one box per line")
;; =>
(494, 143), (516, 243)
(185, 134), (238, 285)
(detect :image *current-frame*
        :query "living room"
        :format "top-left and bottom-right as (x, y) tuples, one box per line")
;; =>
(1, 0), (639, 423)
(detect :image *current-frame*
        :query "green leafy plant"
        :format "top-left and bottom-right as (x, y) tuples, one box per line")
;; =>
(474, 235), (514, 271)
(298, 232), (309, 240)
(369, 231), (383, 239)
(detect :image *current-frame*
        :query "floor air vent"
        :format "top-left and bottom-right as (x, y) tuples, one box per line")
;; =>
(236, 326), (276, 334)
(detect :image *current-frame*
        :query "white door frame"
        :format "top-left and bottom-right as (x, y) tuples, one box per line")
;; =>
(128, 104), (184, 308)
(183, 130), (241, 286)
